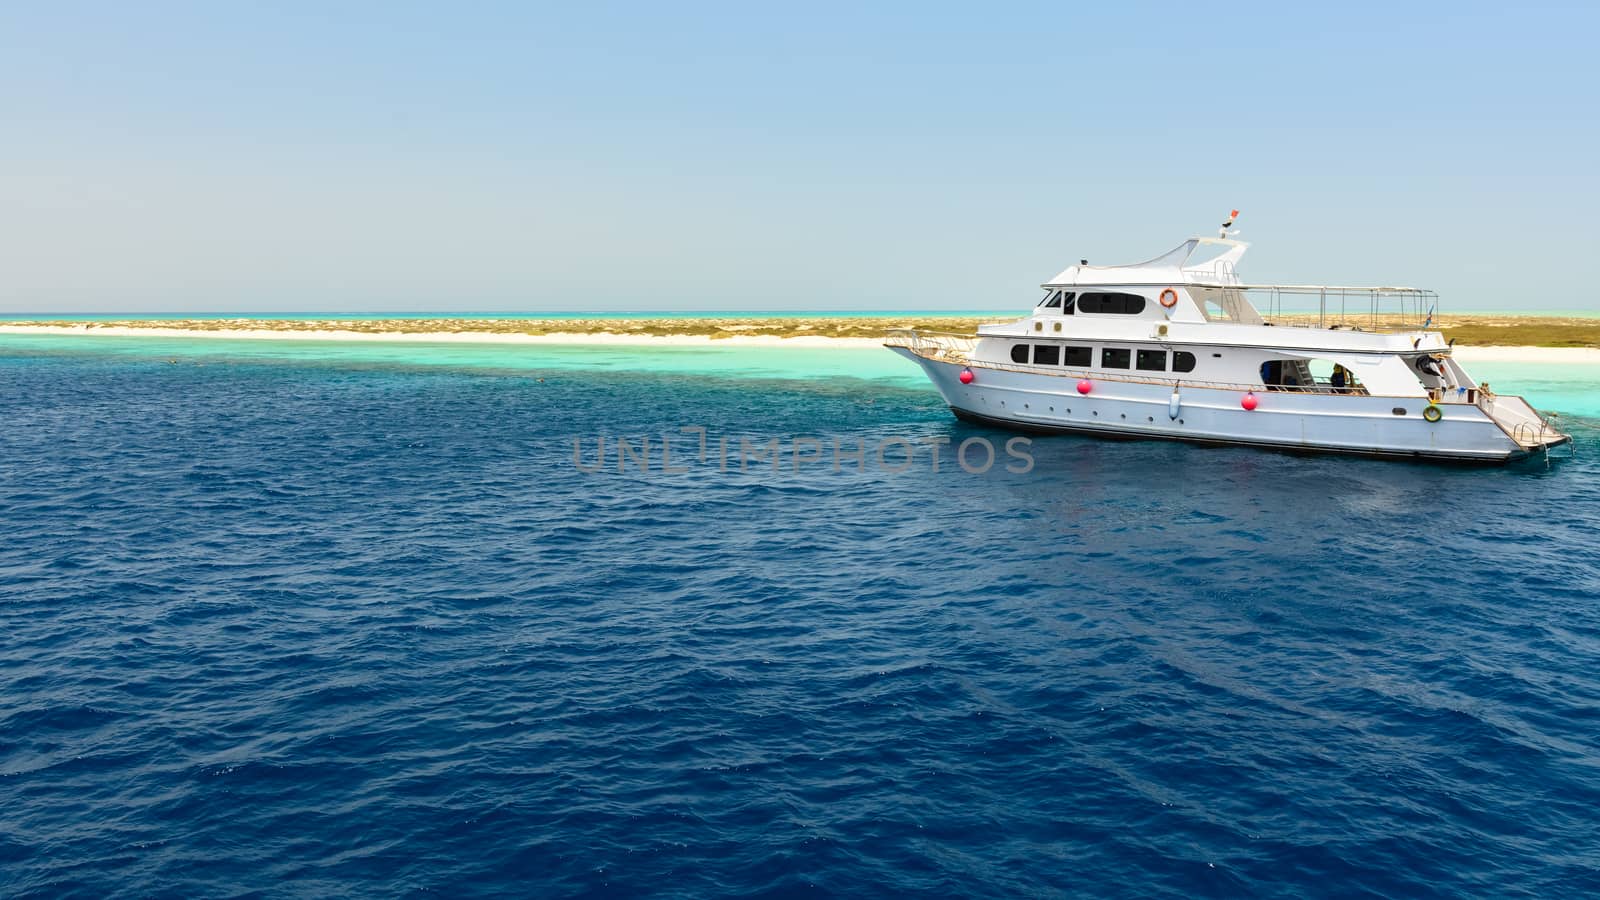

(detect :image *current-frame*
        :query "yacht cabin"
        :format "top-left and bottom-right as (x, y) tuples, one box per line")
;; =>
(973, 237), (1463, 401)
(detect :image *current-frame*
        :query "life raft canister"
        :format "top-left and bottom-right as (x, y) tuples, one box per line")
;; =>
(1158, 287), (1179, 309)
(1423, 404), (1443, 423)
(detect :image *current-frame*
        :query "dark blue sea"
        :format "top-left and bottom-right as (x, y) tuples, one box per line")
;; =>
(3, 339), (1599, 898)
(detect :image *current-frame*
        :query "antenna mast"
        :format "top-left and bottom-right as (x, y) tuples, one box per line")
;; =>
(1218, 208), (1240, 239)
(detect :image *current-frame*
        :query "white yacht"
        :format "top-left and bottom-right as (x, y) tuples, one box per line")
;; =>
(886, 217), (1571, 463)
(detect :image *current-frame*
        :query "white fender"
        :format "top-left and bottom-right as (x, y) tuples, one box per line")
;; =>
(1168, 387), (1181, 420)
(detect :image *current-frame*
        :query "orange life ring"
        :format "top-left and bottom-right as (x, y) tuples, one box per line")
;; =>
(1159, 288), (1179, 309)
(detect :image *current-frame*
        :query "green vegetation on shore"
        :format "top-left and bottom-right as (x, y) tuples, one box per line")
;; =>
(1434, 317), (1600, 348)
(6, 314), (1598, 347)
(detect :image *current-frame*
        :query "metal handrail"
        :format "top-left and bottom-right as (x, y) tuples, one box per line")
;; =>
(1510, 420), (1563, 450)
(1238, 285), (1439, 331)
(886, 328), (976, 342)
(884, 328), (975, 359)
(1182, 259), (1242, 286)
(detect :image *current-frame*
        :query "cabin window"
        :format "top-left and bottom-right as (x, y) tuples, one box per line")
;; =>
(1260, 360), (1285, 388)
(1063, 346), (1092, 367)
(1308, 359), (1366, 394)
(1077, 292), (1147, 315)
(1010, 344), (1029, 364)
(1173, 351), (1197, 373)
(1033, 345), (1060, 366)
(1061, 292), (1076, 315)
(1260, 358), (1366, 393)
(1136, 350), (1167, 372)
(1101, 348), (1131, 369)
(1261, 359), (1320, 392)
(1043, 292), (1063, 310)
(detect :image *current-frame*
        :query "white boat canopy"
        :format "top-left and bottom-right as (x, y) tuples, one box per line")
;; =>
(1044, 237), (1251, 288)
(1044, 237), (1426, 294)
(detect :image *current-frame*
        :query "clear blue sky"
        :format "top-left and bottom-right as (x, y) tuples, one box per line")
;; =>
(3, 1), (1597, 312)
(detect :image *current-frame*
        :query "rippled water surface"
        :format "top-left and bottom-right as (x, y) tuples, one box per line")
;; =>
(3, 339), (1598, 898)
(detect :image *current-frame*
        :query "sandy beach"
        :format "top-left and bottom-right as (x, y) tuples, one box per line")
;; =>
(0, 323), (890, 349)
(3, 316), (1598, 364)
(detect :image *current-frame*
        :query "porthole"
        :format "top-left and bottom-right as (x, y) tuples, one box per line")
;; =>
(1392, 407), (1406, 416)
(1034, 322), (1043, 332)
(1053, 322), (1062, 332)
(1147, 416), (1154, 422)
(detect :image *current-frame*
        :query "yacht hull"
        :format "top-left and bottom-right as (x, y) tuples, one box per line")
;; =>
(891, 348), (1567, 464)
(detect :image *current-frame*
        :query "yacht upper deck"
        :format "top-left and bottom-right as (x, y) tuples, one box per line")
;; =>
(1017, 233), (1440, 341)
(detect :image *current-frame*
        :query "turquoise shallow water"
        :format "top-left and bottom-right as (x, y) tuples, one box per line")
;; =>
(0, 333), (932, 390)
(0, 333), (1594, 418)
(1467, 361), (1600, 421)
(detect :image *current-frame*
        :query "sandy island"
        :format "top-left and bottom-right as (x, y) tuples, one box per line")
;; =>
(2, 315), (1598, 364)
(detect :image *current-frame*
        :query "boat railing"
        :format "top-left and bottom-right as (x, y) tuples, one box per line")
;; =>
(1244, 286), (1440, 332)
(1479, 391), (1570, 449)
(885, 328), (975, 360)
(1510, 418), (1570, 453)
(1182, 259), (1243, 286)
